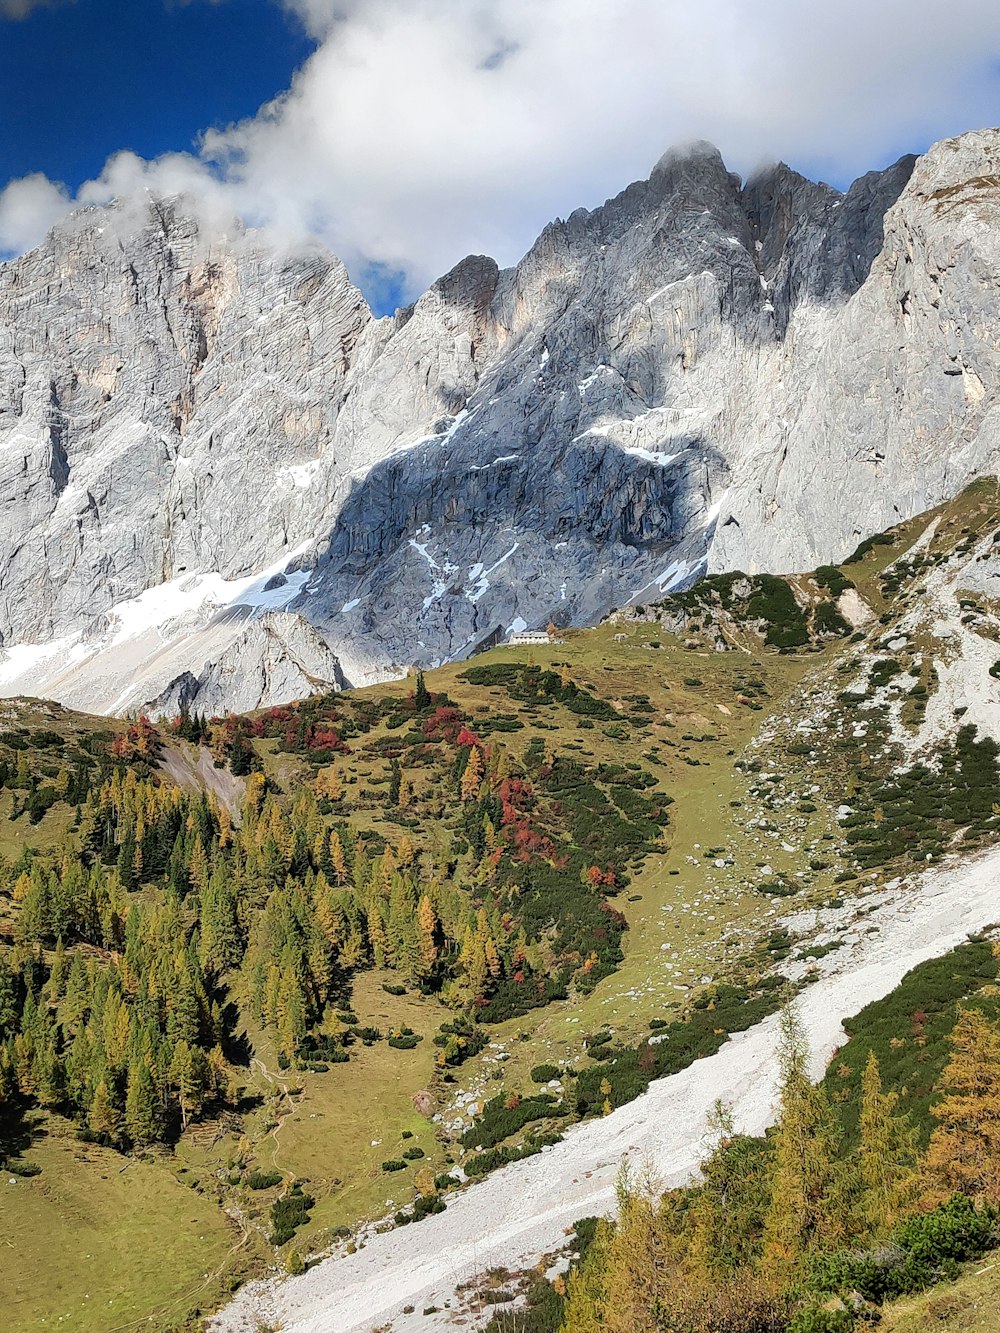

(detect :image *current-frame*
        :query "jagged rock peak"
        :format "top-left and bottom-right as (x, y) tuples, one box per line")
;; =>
(649, 138), (738, 191)
(430, 254), (500, 308)
(3, 128), (1000, 716)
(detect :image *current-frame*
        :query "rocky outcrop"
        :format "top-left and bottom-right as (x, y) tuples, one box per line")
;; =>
(3, 129), (1000, 711)
(144, 611), (344, 718)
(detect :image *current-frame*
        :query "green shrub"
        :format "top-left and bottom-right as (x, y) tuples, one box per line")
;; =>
(787, 1307), (854, 1333)
(746, 575), (810, 649)
(813, 565), (855, 599)
(269, 1182), (315, 1246)
(462, 1093), (568, 1149)
(530, 1063), (561, 1083)
(246, 1170), (283, 1190)
(3, 1159), (41, 1178)
(845, 531), (896, 564)
(810, 1195), (997, 1304)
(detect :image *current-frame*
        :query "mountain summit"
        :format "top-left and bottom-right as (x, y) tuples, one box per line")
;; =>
(1, 129), (998, 712)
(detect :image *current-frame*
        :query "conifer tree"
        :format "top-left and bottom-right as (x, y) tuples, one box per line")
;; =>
(761, 1008), (843, 1281)
(857, 1050), (920, 1236)
(460, 747), (484, 803)
(89, 1077), (122, 1142)
(169, 1040), (206, 1130)
(124, 1058), (158, 1147)
(416, 895), (438, 971)
(687, 1100), (772, 1278)
(414, 670), (431, 709)
(368, 903), (388, 969)
(328, 830), (348, 883)
(923, 1006), (1000, 1207)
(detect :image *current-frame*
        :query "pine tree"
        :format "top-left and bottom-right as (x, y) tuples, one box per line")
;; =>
(761, 1008), (843, 1281)
(857, 1050), (920, 1237)
(923, 1007), (1000, 1207)
(89, 1077), (122, 1142)
(124, 1058), (159, 1147)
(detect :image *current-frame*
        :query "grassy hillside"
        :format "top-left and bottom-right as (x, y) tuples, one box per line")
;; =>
(2, 480), (1000, 1330)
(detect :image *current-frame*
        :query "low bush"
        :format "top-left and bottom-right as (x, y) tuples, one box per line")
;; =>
(810, 1195), (998, 1304)
(530, 1063), (561, 1083)
(269, 1182), (315, 1246)
(246, 1169), (283, 1190)
(461, 1093), (569, 1149)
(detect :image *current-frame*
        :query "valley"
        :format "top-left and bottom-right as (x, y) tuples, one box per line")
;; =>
(3, 482), (1000, 1331)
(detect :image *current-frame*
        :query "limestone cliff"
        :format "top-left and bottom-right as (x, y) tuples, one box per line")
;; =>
(2, 129), (1000, 710)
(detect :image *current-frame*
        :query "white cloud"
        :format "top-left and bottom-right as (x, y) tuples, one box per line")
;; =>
(0, 173), (71, 252)
(5, 0), (1000, 297)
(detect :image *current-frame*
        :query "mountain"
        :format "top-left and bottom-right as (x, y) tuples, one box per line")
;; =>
(2, 128), (1000, 712)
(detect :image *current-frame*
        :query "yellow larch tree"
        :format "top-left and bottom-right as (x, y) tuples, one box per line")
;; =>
(923, 1006), (1000, 1208)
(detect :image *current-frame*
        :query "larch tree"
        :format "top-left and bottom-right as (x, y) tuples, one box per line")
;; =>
(761, 1008), (844, 1283)
(124, 1058), (158, 1148)
(686, 1099), (773, 1279)
(857, 1049), (920, 1237)
(416, 894), (438, 971)
(89, 1078), (122, 1142)
(460, 747), (484, 803)
(923, 1006), (1000, 1207)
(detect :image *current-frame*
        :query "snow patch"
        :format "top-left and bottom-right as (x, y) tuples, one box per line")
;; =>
(279, 459), (322, 490)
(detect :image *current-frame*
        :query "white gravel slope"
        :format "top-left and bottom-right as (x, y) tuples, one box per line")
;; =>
(212, 846), (1000, 1333)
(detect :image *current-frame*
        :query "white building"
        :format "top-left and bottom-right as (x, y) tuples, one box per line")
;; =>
(507, 629), (551, 646)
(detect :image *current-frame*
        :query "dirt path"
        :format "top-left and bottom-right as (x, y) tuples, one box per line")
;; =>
(250, 1056), (295, 1172)
(210, 844), (1000, 1333)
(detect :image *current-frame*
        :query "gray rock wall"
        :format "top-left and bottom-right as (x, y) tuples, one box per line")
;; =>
(2, 129), (1000, 710)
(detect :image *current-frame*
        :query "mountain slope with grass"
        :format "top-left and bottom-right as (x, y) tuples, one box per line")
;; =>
(2, 482), (1000, 1331)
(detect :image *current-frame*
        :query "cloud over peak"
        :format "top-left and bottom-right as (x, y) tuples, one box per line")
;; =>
(4, 0), (1000, 300)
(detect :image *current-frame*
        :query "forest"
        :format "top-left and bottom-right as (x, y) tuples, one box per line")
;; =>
(0, 669), (667, 1160)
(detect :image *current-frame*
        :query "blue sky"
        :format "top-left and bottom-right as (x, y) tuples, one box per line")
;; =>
(3, 0), (1000, 310)
(0, 0), (313, 193)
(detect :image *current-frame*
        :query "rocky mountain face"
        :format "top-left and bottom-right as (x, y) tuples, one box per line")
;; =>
(1, 128), (999, 712)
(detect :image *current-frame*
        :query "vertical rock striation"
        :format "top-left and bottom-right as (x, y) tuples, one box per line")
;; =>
(2, 129), (1000, 709)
